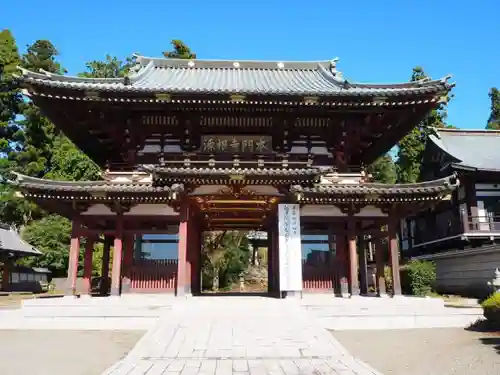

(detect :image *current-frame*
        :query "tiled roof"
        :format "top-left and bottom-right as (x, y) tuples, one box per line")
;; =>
(293, 175), (458, 196)
(145, 166), (332, 177)
(0, 223), (42, 256)
(429, 129), (500, 172)
(8, 172), (172, 193)
(17, 55), (453, 97)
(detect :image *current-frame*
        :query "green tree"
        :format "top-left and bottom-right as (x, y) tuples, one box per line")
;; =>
(13, 40), (64, 178)
(8, 39), (100, 272)
(44, 135), (100, 181)
(78, 54), (135, 78)
(367, 154), (397, 183)
(396, 67), (453, 183)
(486, 88), (500, 130)
(20, 215), (72, 272)
(163, 40), (196, 59)
(0, 32), (43, 226)
(0, 39), (67, 228)
(201, 231), (250, 291)
(0, 29), (22, 157)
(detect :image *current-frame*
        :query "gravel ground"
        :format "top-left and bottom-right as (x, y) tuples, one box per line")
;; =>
(332, 328), (500, 375)
(0, 330), (144, 375)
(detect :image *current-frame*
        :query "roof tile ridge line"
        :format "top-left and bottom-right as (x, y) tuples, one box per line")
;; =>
(16, 66), (123, 84)
(316, 63), (346, 88)
(128, 59), (155, 84)
(9, 172), (108, 186)
(438, 128), (500, 134)
(135, 54), (335, 65)
(362, 175), (457, 188)
(349, 75), (453, 90)
(135, 55), (331, 70)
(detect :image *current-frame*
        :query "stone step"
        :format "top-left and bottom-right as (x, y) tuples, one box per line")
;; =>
(319, 312), (483, 330)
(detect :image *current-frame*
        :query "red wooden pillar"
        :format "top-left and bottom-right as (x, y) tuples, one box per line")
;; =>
(100, 236), (112, 295)
(347, 215), (360, 296)
(388, 217), (402, 296)
(110, 215), (123, 296)
(121, 234), (134, 294)
(65, 219), (81, 296)
(176, 201), (189, 296)
(82, 237), (95, 295)
(185, 211), (194, 294)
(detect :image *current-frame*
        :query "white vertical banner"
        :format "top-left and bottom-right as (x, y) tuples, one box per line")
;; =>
(278, 204), (303, 292)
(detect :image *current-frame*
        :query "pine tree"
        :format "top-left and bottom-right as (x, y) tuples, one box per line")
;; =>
(0, 29), (22, 160)
(396, 67), (453, 183)
(486, 88), (500, 130)
(163, 40), (196, 59)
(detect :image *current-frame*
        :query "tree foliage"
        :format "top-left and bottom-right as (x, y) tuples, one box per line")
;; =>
(0, 29), (22, 157)
(367, 154), (397, 183)
(1, 35), (197, 275)
(0, 35), (101, 272)
(396, 67), (454, 183)
(201, 231), (250, 291)
(163, 40), (196, 59)
(486, 88), (500, 130)
(78, 54), (135, 78)
(20, 215), (72, 272)
(44, 135), (101, 181)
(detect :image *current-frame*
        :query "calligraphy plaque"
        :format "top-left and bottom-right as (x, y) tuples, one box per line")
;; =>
(200, 135), (272, 154)
(278, 204), (303, 292)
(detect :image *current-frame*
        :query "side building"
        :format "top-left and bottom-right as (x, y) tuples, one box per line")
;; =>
(402, 128), (500, 297)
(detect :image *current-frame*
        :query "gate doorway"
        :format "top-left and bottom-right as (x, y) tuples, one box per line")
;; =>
(189, 184), (282, 296)
(199, 230), (270, 295)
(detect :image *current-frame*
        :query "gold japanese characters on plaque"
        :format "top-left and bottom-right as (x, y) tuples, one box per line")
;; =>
(201, 135), (272, 154)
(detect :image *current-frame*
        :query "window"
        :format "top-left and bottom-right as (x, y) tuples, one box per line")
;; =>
(134, 227), (180, 261)
(301, 232), (333, 265)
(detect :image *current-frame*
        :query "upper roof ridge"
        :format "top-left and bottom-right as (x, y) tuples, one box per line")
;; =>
(435, 127), (500, 135)
(135, 55), (336, 70)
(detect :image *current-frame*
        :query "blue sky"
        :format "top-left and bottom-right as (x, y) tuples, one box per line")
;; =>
(5, 1), (498, 129)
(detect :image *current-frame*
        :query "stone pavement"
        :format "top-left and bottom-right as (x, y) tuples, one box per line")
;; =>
(102, 297), (382, 375)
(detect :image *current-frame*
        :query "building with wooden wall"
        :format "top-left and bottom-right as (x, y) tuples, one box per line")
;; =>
(401, 129), (500, 297)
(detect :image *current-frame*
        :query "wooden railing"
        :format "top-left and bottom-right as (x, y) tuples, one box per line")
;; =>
(130, 259), (177, 292)
(412, 215), (500, 247)
(302, 260), (333, 290)
(465, 216), (500, 233)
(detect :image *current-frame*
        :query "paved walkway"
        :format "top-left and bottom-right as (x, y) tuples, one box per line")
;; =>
(102, 297), (382, 375)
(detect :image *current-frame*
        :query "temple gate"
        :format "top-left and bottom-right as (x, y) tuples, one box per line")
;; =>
(9, 55), (458, 298)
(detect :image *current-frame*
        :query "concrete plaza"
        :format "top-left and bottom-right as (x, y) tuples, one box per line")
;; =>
(101, 297), (382, 375)
(0, 295), (487, 374)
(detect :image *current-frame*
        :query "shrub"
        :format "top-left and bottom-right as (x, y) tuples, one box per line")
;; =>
(481, 292), (500, 327)
(406, 260), (436, 296)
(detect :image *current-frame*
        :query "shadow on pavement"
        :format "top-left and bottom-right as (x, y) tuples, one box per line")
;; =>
(479, 337), (500, 354)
